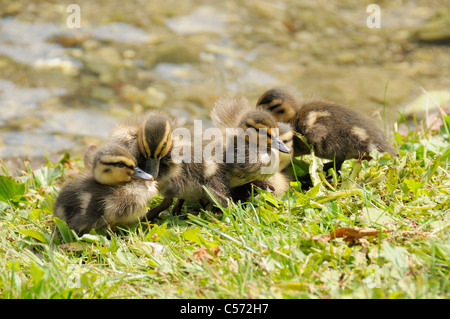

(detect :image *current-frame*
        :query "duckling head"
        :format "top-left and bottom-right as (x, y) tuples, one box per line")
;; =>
(93, 144), (154, 186)
(256, 88), (298, 122)
(137, 112), (173, 179)
(238, 109), (291, 154)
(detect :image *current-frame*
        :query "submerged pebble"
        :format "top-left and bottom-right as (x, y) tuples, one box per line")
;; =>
(0, 80), (66, 126)
(119, 85), (167, 109)
(90, 22), (151, 44)
(165, 6), (230, 35)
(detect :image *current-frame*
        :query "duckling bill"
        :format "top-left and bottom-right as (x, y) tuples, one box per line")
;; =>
(54, 143), (157, 234)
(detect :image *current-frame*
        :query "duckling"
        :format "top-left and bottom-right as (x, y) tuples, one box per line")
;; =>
(54, 143), (156, 234)
(136, 111), (230, 220)
(257, 88), (398, 173)
(211, 97), (292, 189)
(228, 121), (295, 201)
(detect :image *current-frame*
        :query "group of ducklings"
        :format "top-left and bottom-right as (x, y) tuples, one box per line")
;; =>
(54, 88), (397, 234)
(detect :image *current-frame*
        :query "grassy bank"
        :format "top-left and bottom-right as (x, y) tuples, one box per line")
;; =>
(0, 116), (448, 299)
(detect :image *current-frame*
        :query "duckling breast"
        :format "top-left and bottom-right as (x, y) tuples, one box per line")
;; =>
(101, 180), (157, 226)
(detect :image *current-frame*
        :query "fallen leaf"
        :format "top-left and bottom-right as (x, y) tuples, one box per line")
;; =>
(312, 227), (393, 245)
(193, 246), (220, 263)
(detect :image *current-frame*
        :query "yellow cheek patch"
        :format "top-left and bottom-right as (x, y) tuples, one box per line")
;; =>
(93, 165), (116, 185)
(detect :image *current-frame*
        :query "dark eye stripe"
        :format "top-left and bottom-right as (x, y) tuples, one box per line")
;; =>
(243, 121), (252, 130)
(138, 123), (151, 158)
(268, 103), (282, 111)
(243, 124), (275, 138)
(100, 160), (134, 170)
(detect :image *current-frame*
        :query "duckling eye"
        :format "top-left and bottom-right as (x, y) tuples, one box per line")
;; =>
(116, 162), (125, 168)
(277, 110), (285, 114)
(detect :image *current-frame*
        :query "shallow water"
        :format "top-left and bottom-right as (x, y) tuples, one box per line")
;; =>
(0, 0), (449, 172)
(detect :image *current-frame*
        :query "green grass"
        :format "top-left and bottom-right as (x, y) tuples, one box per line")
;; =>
(0, 115), (449, 299)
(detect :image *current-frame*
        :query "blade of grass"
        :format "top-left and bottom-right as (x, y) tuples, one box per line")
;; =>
(187, 213), (257, 254)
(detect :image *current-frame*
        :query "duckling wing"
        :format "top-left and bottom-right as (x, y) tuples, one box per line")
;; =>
(211, 96), (251, 129)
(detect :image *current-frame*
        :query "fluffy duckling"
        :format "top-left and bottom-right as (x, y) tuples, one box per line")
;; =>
(136, 112), (230, 220)
(211, 97), (292, 188)
(54, 143), (156, 234)
(229, 121), (295, 201)
(257, 88), (398, 173)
